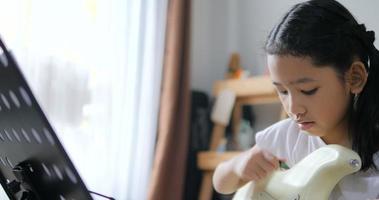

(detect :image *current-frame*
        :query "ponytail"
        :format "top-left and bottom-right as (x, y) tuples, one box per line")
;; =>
(350, 25), (379, 170)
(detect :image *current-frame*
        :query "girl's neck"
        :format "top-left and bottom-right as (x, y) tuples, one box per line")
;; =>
(321, 134), (351, 148)
(320, 119), (351, 148)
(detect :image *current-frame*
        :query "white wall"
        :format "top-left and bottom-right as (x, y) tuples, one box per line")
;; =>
(191, 0), (236, 95)
(190, 0), (379, 131)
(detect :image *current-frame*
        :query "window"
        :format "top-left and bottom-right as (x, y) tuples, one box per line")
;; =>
(0, 0), (167, 199)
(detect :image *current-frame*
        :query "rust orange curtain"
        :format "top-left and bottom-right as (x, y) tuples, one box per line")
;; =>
(147, 0), (192, 200)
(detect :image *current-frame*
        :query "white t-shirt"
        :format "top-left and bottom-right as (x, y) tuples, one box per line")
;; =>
(255, 118), (379, 200)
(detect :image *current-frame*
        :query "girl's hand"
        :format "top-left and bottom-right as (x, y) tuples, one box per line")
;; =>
(232, 145), (286, 182)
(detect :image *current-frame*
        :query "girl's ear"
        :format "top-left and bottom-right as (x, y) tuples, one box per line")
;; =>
(345, 61), (368, 94)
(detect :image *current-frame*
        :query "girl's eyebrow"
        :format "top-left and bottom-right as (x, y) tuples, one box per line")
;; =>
(272, 78), (317, 86)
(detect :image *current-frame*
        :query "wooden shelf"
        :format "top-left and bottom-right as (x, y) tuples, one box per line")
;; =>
(213, 75), (277, 97)
(197, 151), (241, 171)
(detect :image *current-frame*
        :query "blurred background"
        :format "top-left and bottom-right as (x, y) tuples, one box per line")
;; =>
(0, 0), (377, 200)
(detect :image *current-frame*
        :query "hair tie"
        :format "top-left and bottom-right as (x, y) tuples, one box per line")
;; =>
(354, 24), (379, 73)
(338, 23), (379, 71)
(365, 30), (375, 45)
(355, 24), (375, 44)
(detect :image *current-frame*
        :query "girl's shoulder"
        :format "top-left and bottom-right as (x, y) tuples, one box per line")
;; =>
(255, 118), (300, 146)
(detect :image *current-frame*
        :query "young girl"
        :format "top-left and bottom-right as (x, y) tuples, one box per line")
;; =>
(212, 0), (379, 199)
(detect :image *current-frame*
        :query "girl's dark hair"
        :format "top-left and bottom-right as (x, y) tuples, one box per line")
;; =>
(266, 0), (379, 171)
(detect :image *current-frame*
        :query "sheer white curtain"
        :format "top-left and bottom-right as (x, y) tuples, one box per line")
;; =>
(0, 0), (167, 199)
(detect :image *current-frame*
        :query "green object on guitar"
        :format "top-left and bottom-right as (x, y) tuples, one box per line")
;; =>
(279, 161), (290, 170)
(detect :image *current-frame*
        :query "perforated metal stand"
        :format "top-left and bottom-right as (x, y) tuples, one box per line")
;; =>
(0, 37), (93, 200)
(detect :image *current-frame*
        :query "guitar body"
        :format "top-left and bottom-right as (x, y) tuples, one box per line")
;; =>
(233, 145), (361, 200)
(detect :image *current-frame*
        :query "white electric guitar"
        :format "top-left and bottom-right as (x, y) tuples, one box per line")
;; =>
(233, 145), (361, 200)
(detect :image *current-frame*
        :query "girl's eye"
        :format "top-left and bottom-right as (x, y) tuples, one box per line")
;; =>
(278, 90), (288, 95)
(302, 88), (318, 95)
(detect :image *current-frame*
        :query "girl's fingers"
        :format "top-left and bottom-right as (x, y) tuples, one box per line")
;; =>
(259, 158), (276, 172)
(240, 172), (254, 181)
(250, 172), (261, 181)
(262, 151), (280, 169)
(240, 167), (261, 181)
(254, 163), (268, 178)
(240, 162), (266, 181)
(236, 146), (289, 182)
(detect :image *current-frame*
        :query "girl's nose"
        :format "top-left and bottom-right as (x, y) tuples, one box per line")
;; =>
(288, 95), (306, 120)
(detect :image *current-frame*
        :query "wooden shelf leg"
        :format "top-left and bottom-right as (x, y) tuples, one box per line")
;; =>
(199, 172), (213, 200)
(209, 124), (226, 150)
(231, 103), (242, 150)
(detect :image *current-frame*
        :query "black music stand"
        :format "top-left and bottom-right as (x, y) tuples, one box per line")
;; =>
(0, 37), (95, 200)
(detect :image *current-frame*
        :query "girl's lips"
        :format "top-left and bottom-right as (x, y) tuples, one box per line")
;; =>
(298, 122), (315, 130)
